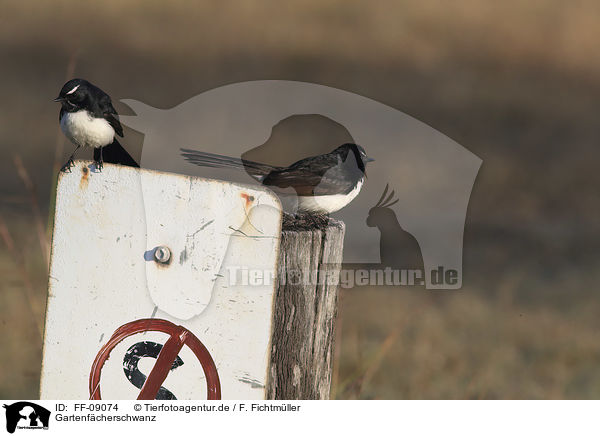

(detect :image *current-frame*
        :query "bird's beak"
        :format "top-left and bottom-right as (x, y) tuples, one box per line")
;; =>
(53, 96), (64, 102)
(366, 157), (375, 163)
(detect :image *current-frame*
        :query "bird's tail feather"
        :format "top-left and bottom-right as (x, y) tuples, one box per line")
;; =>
(180, 148), (278, 177)
(95, 139), (139, 168)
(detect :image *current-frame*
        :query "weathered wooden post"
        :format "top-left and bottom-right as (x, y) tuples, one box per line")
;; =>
(267, 216), (345, 400)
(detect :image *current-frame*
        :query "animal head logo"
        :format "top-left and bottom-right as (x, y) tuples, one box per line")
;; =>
(119, 80), (481, 288)
(3, 402), (50, 433)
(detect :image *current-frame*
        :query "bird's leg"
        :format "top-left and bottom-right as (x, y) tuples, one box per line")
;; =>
(94, 146), (104, 172)
(61, 144), (81, 172)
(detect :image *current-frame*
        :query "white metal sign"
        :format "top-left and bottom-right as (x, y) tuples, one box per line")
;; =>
(41, 162), (282, 399)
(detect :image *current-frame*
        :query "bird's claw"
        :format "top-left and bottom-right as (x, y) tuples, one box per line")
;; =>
(94, 160), (103, 172)
(60, 158), (75, 173)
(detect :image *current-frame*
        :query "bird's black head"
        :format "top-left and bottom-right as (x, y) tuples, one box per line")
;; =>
(54, 78), (93, 112)
(333, 143), (374, 173)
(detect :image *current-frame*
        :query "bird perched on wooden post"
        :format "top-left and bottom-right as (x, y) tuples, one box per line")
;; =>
(54, 78), (139, 172)
(181, 143), (374, 214)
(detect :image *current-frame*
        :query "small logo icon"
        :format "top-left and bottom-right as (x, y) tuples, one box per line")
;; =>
(2, 402), (50, 434)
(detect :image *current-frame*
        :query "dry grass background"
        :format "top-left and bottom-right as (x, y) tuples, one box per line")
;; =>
(1, 0), (599, 398)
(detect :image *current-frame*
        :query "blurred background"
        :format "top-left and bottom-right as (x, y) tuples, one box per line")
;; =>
(1, 0), (599, 399)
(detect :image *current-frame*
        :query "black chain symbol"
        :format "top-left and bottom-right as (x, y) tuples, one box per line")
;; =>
(123, 341), (184, 400)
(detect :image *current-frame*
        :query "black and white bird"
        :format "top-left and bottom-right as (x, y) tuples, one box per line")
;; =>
(181, 143), (374, 214)
(54, 78), (139, 171)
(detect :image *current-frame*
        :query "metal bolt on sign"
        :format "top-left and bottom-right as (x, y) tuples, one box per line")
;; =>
(89, 319), (221, 400)
(153, 246), (171, 264)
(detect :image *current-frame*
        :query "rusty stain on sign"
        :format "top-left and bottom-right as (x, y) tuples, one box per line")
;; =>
(79, 166), (89, 190)
(241, 193), (255, 209)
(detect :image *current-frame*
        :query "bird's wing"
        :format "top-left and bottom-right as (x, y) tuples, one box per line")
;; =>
(262, 154), (358, 196)
(181, 148), (280, 179)
(103, 100), (124, 137)
(104, 112), (123, 137)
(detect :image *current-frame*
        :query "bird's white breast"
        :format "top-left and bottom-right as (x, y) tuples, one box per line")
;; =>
(60, 110), (115, 148)
(280, 177), (365, 214)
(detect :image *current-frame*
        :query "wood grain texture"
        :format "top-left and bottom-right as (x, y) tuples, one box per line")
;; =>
(266, 214), (345, 399)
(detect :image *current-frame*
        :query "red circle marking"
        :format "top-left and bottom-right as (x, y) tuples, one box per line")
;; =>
(89, 319), (221, 400)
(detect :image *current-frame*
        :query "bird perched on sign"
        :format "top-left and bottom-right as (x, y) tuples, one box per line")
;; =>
(54, 78), (139, 171)
(181, 143), (374, 214)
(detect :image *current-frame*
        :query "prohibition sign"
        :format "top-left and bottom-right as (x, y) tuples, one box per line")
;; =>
(89, 319), (221, 400)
